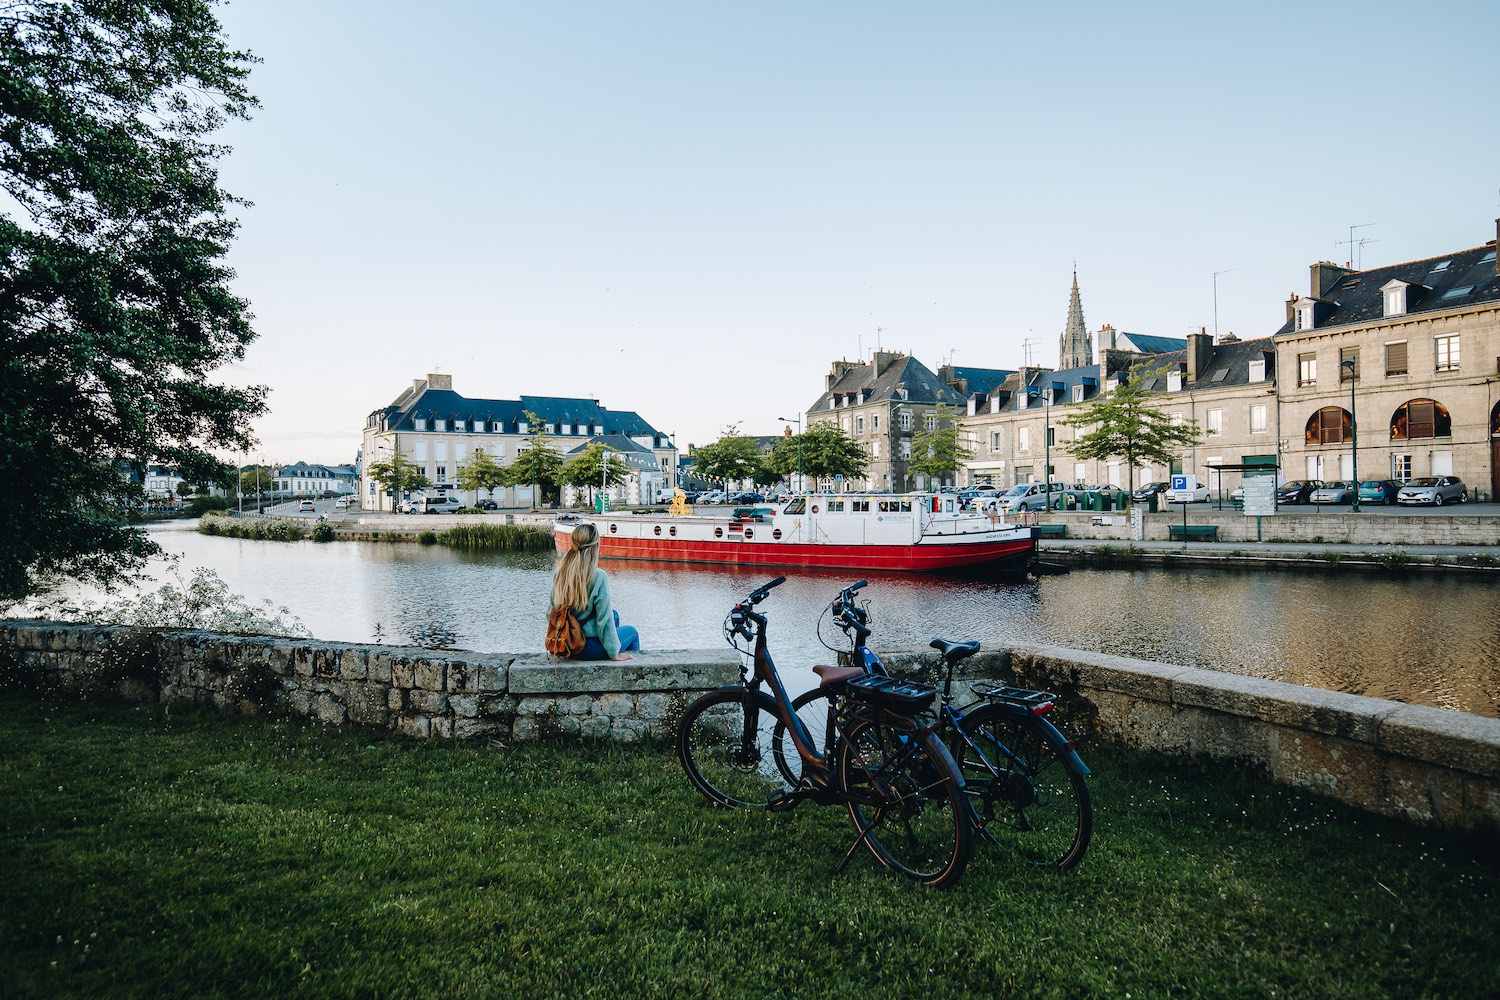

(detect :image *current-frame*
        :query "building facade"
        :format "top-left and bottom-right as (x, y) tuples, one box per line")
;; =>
(360, 374), (677, 511)
(1273, 222), (1500, 496)
(273, 462), (356, 496)
(805, 352), (973, 492)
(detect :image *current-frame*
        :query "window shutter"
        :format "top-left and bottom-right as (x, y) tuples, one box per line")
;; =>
(1409, 400), (1435, 439)
(1385, 342), (1408, 376)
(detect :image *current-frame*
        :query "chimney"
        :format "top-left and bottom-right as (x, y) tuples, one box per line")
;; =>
(1285, 293), (1299, 324)
(425, 373), (453, 390)
(1099, 348), (1133, 378)
(825, 358), (861, 390)
(1186, 330), (1214, 384)
(1311, 261), (1352, 298)
(872, 350), (904, 377)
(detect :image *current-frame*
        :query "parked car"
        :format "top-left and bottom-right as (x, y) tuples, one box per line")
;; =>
(334, 497), (351, 510)
(298, 499), (316, 512)
(961, 489), (1000, 509)
(1132, 482), (1169, 503)
(997, 482), (1068, 512)
(1397, 476), (1466, 506)
(1275, 480), (1321, 505)
(397, 499), (420, 514)
(1357, 480), (1401, 506)
(1166, 483), (1210, 504)
(1311, 481), (1354, 504)
(422, 495), (463, 514)
(475, 498), (498, 511)
(698, 491), (726, 505)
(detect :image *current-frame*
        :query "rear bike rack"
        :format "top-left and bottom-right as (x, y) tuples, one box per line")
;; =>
(970, 683), (1057, 714)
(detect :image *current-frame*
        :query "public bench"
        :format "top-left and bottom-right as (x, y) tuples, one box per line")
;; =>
(1168, 524), (1219, 542)
(1036, 524), (1068, 539)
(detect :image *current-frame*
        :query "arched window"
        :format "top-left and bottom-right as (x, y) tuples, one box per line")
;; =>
(1390, 399), (1451, 440)
(1304, 407), (1351, 445)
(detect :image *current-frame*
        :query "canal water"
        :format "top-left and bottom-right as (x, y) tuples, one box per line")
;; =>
(35, 520), (1500, 719)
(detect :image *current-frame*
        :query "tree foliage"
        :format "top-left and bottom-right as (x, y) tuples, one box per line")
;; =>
(906, 403), (972, 487)
(456, 448), (506, 497)
(504, 411), (564, 507)
(771, 421), (868, 484)
(0, 1), (265, 602)
(366, 453), (432, 500)
(1059, 364), (1203, 497)
(690, 426), (766, 485)
(560, 443), (632, 500)
(238, 468), (273, 496)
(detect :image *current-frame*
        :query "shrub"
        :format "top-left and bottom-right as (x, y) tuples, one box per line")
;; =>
(418, 531), (438, 546)
(197, 513), (307, 542)
(55, 566), (309, 637)
(438, 523), (553, 552)
(311, 523), (335, 543)
(188, 495), (232, 516)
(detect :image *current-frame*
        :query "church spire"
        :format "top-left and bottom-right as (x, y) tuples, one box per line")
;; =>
(1058, 270), (1092, 370)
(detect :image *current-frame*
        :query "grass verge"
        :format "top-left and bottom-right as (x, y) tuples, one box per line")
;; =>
(0, 696), (1495, 998)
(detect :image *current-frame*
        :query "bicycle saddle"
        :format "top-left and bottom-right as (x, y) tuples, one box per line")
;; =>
(813, 664), (867, 687)
(929, 638), (980, 662)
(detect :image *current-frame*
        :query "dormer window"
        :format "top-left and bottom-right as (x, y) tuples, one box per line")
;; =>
(897, 384), (909, 401)
(413, 418), (426, 431)
(1017, 391), (1029, 410)
(1167, 371), (1183, 392)
(518, 421), (528, 434)
(1072, 384), (1085, 403)
(1382, 279), (1409, 318)
(967, 397), (977, 416)
(1248, 359), (1266, 382)
(1294, 299), (1315, 331)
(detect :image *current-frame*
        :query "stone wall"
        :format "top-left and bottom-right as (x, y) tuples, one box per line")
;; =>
(4, 619), (1497, 834)
(1038, 510), (1500, 545)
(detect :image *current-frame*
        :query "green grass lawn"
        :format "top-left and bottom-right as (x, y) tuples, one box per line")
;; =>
(1, 695), (1495, 999)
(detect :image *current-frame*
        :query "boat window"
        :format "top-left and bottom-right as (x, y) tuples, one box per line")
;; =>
(783, 498), (806, 514)
(898, 500), (912, 512)
(878, 500), (891, 512)
(852, 500), (870, 512)
(827, 500), (845, 512)
(944, 500), (954, 513)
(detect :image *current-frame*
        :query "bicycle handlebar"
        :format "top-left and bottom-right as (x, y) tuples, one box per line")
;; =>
(747, 576), (786, 604)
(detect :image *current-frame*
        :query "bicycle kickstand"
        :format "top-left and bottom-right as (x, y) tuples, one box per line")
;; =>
(834, 809), (882, 874)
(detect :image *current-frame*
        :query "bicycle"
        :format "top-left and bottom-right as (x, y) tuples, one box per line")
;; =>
(777, 581), (1093, 871)
(676, 576), (975, 888)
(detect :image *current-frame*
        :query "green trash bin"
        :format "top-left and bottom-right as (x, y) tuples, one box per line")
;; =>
(1146, 493), (1159, 513)
(1102, 492), (1114, 512)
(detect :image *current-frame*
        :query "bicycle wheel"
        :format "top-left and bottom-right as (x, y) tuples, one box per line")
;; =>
(836, 714), (973, 888)
(771, 687), (837, 785)
(678, 688), (790, 808)
(954, 704), (1091, 870)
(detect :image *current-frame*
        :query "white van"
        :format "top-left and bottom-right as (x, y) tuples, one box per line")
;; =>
(422, 495), (463, 514)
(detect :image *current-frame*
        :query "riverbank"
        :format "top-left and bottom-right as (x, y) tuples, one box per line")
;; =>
(1039, 537), (1500, 574)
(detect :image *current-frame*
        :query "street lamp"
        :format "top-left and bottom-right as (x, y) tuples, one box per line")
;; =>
(776, 415), (802, 494)
(1027, 384), (1053, 510)
(1341, 358), (1360, 513)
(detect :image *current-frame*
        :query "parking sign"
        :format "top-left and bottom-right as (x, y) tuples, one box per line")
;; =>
(1170, 475), (1188, 491)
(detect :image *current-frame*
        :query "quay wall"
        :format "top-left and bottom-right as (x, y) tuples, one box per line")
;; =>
(1035, 510), (1500, 546)
(4, 620), (1496, 835)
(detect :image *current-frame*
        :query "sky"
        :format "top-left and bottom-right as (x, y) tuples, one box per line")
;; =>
(208, 0), (1500, 465)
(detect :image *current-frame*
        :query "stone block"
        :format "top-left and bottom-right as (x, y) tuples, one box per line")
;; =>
(448, 694), (479, 718)
(390, 655), (414, 688)
(595, 692), (634, 719)
(313, 648), (338, 678)
(454, 717), (502, 741)
(431, 717), (453, 739)
(266, 645), (291, 676)
(408, 690), (448, 715)
(507, 651), (738, 695)
(387, 688), (405, 712)
(580, 716), (612, 739)
(614, 718), (650, 743)
(559, 694), (594, 716)
(516, 697), (557, 717)
(293, 647), (314, 677)
(1275, 731), (1386, 808)
(340, 649), (369, 681)
(479, 694), (518, 719)
(413, 658), (446, 692)
(636, 693), (670, 721)
(396, 715), (431, 739)
(475, 661), (508, 693)
(368, 651), (393, 684)
(1378, 704), (1500, 777)
(345, 683), (390, 726)
(512, 717), (540, 742)
(446, 660), (472, 692)
(313, 693), (347, 725)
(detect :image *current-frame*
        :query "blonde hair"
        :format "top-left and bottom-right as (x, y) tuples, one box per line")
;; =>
(551, 523), (600, 610)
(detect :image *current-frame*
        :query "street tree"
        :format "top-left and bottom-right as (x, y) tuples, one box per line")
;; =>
(366, 453), (432, 507)
(1060, 363), (1203, 499)
(175, 481), (196, 500)
(1, 1), (266, 603)
(690, 426), (765, 488)
(456, 448), (506, 503)
(504, 411), (564, 509)
(906, 403), (973, 490)
(560, 443), (632, 506)
(772, 421), (868, 485)
(239, 468), (274, 499)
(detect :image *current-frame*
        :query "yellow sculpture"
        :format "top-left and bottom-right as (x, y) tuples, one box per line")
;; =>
(669, 488), (691, 517)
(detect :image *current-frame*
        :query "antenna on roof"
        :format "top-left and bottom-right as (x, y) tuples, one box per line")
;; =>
(1020, 336), (1038, 367)
(876, 326), (884, 352)
(1337, 223), (1376, 270)
(1355, 237), (1380, 270)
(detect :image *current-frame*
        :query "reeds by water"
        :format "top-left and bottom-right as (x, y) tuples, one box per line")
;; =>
(437, 523), (554, 551)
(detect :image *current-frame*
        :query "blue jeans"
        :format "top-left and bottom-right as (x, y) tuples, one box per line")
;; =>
(578, 610), (641, 660)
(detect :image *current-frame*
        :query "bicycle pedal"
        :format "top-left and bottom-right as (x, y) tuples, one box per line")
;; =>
(767, 789), (805, 813)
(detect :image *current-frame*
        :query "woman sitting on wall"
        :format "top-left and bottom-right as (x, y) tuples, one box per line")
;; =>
(550, 523), (640, 661)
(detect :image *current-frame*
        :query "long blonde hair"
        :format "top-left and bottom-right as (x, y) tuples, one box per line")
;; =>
(551, 523), (600, 610)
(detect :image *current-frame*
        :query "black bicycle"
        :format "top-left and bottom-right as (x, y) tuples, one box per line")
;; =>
(776, 581), (1093, 870)
(676, 577), (974, 888)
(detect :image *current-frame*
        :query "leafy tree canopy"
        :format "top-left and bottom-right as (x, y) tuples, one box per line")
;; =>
(1, 0), (265, 602)
(503, 412), (564, 507)
(690, 426), (766, 485)
(906, 403), (972, 485)
(456, 448), (506, 495)
(771, 421), (868, 484)
(238, 468), (273, 495)
(1059, 363), (1203, 497)
(560, 443), (632, 496)
(366, 453), (432, 497)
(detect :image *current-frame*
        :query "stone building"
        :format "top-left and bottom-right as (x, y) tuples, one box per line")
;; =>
(273, 462), (356, 496)
(360, 374), (676, 510)
(1273, 221), (1500, 496)
(1058, 271), (1093, 370)
(805, 352), (970, 492)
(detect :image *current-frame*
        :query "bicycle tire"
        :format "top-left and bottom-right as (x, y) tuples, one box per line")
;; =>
(678, 687), (790, 808)
(836, 713), (973, 888)
(954, 703), (1092, 870)
(771, 687), (838, 786)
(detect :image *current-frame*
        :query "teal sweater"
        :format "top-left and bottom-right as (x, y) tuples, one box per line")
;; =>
(553, 568), (620, 658)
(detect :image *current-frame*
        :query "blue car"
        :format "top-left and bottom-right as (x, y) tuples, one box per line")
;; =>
(1357, 479), (1400, 506)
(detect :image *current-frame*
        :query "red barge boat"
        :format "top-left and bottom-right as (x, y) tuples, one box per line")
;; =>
(554, 492), (1037, 573)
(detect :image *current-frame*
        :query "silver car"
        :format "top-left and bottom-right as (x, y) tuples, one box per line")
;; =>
(1310, 481), (1354, 504)
(1397, 476), (1466, 506)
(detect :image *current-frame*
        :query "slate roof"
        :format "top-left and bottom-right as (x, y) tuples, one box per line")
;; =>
(808, 355), (966, 413)
(277, 461), (355, 478)
(373, 386), (669, 443)
(1120, 333), (1188, 355)
(1275, 242), (1500, 335)
(945, 365), (1014, 398)
(987, 364), (1103, 413)
(562, 435), (660, 473)
(1125, 337), (1277, 392)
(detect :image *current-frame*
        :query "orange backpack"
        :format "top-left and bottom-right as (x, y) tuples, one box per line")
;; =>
(545, 604), (585, 658)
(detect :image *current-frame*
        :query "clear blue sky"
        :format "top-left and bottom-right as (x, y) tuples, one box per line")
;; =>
(211, 0), (1500, 465)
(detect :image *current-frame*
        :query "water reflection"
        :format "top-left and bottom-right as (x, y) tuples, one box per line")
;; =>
(34, 520), (1500, 718)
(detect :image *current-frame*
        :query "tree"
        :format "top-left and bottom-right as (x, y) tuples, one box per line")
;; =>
(772, 421), (868, 485)
(504, 411), (564, 509)
(1060, 363), (1203, 499)
(239, 468), (273, 498)
(456, 447), (506, 502)
(1, 1), (265, 603)
(175, 481), (195, 500)
(689, 426), (765, 487)
(560, 443), (633, 505)
(906, 403), (973, 490)
(366, 453), (432, 507)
